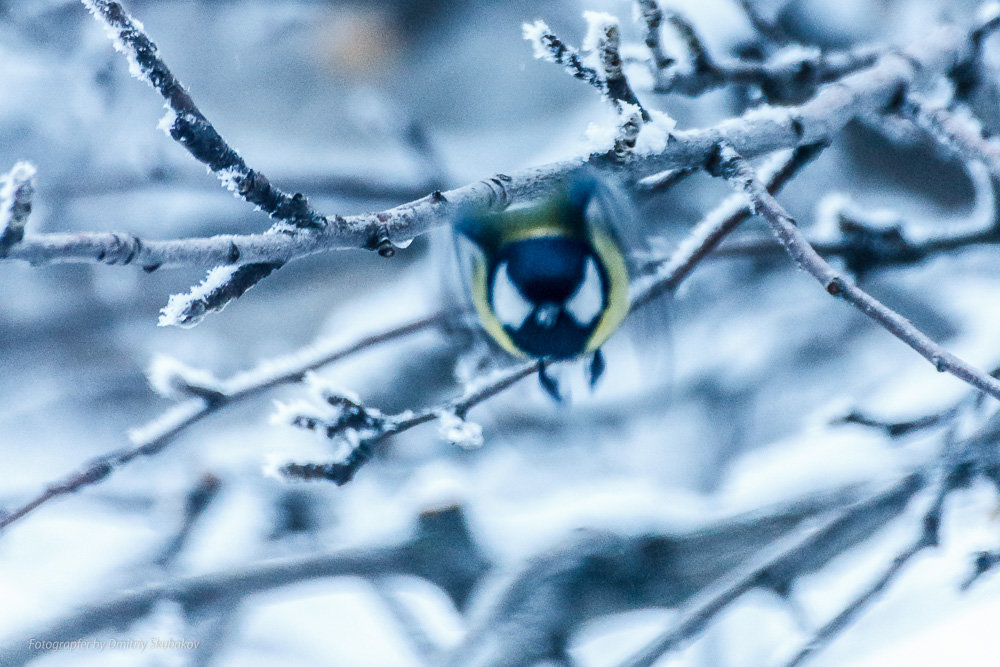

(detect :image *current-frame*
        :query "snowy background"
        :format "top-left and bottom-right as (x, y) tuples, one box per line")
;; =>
(3, 0), (1000, 665)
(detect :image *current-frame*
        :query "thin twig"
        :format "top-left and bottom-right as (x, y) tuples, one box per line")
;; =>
(524, 14), (648, 123)
(370, 579), (441, 664)
(961, 549), (1000, 590)
(282, 361), (540, 485)
(656, 44), (881, 99)
(635, 166), (698, 196)
(523, 20), (603, 90)
(783, 444), (967, 666)
(79, 0), (337, 323)
(736, 0), (793, 45)
(0, 313), (451, 533)
(833, 409), (959, 438)
(707, 143), (1000, 402)
(664, 11), (718, 79)
(617, 474), (924, 667)
(898, 93), (1000, 179)
(632, 142), (828, 308)
(711, 224), (1000, 267)
(81, 0), (325, 231)
(154, 473), (223, 568)
(634, 0), (674, 70)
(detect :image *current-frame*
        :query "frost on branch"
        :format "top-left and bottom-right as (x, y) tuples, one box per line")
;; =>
(524, 9), (662, 158)
(272, 377), (386, 445)
(0, 162), (36, 257)
(436, 410), (484, 450)
(159, 262), (282, 328)
(146, 355), (223, 403)
(12, 3), (1000, 664)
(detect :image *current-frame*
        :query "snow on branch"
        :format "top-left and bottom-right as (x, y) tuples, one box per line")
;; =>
(524, 11), (658, 157)
(79, 0), (388, 325)
(898, 92), (1000, 178)
(157, 261), (283, 328)
(146, 354), (224, 403)
(80, 0), (326, 231)
(280, 362), (538, 485)
(0, 19), (978, 279)
(0, 162), (36, 257)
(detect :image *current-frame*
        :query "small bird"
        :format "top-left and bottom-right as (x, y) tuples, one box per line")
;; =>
(454, 175), (631, 398)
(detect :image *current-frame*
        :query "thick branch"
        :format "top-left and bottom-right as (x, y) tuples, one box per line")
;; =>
(2, 23), (973, 269)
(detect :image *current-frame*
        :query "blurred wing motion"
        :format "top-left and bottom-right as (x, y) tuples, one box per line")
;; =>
(441, 171), (673, 403)
(453, 175), (630, 360)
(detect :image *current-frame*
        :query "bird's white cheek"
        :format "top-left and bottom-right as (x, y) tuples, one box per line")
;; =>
(565, 256), (604, 326)
(491, 261), (534, 329)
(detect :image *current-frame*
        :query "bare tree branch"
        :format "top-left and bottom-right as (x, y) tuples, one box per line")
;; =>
(1, 22), (974, 273)
(0, 313), (452, 534)
(706, 143), (1000, 401)
(448, 479), (916, 667)
(0, 505), (490, 667)
(618, 474), (924, 667)
(782, 438), (972, 666)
